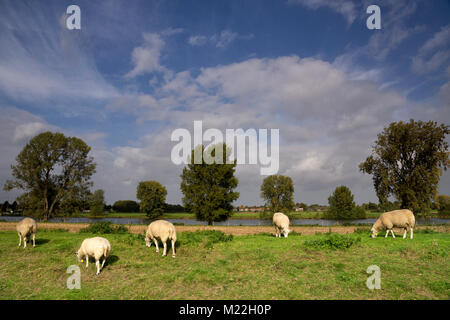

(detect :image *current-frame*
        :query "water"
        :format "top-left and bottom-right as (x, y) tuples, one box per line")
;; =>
(0, 215), (448, 226)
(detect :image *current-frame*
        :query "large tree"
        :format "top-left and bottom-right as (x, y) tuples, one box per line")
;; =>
(3, 131), (96, 220)
(359, 120), (449, 214)
(136, 181), (167, 219)
(260, 174), (295, 213)
(180, 143), (239, 225)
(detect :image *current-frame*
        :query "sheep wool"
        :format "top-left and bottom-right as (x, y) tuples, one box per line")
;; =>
(16, 217), (37, 248)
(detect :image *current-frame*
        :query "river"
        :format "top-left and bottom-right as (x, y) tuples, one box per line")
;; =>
(0, 215), (448, 226)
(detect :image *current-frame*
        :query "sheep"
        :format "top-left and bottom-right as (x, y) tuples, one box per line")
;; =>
(273, 212), (291, 238)
(371, 209), (415, 239)
(16, 217), (37, 248)
(145, 220), (177, 257)
(76, 237), (111, 275)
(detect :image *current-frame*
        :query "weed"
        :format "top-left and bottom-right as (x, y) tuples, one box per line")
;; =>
(304, 234), (361, 250)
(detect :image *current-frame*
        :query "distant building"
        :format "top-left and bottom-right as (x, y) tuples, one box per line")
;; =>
(295, 207), (304, 212)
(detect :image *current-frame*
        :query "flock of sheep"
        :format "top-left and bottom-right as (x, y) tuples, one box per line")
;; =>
(15, 208), (416, 275)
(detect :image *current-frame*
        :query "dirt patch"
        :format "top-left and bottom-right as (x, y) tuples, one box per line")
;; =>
(0, 222), (448, 236)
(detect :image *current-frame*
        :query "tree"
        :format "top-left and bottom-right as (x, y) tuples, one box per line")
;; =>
(437, 195), (450, 216)
(324, 186), (367, 219)
(3, 131), (96, 220)
(89, 189), (105, 217)
(296, 202), (308, 209)
(11, 201), (18, 213)
(1, 201), (10, 213)
(180, 143), (239, 225)
(359, 120), (449, 214)
(55, 185), (91, 217)
(136, 181), (167, 219)
(260, 175), (295, 213)
(112, 200), (140, 213)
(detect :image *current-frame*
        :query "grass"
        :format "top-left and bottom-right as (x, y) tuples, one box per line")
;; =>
(0, 228), (448, 300)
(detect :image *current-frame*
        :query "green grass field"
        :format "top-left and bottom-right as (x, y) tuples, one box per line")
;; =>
(0, 228), (448, 300)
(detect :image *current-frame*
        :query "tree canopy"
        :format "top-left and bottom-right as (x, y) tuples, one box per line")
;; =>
(359, 120), (449, 214)
(260, 175), (295, 213)
(136, 181), (167, 219)
(324, 185), (366, 219)
(89, 189), (105, 217)
(4, 131), (96, 220)
(180, 143), (239, 225)
(112, 200), (140, 213)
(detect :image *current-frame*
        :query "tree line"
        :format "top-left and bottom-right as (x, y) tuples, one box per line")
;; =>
(2, 120), (449, 222)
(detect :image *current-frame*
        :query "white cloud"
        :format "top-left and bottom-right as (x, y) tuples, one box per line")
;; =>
(125, 33), (168, 78)
(187, 30), (252, 48)
(412, 25), (450, 74)
(188, 35), (208, 46)
(288, 0), (357, 24)
(0, 2), (119, 103)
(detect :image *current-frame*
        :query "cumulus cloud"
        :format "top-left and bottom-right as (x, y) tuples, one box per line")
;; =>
(125, 33), (168, 78)
(107, 55), (423, 204)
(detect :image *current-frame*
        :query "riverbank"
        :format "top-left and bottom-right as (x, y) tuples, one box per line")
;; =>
(0, 221), (449, 235)
(0, 228), (448, 299)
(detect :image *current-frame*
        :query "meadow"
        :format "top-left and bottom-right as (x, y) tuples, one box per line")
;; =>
(0, 225), (448, 300)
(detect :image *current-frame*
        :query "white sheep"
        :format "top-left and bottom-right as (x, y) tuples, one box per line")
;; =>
(16, 217), (37, 248)
(145, 220), (177, 257)
(76, 237), (111, 275)
(273, 212), (291, 238)
(371, 209), (415, 239)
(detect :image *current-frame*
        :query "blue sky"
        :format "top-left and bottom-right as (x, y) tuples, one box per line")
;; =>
(0, 0), (449, 206)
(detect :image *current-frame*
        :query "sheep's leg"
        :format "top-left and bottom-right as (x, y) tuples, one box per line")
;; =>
(96, 260), (100, 275)
(162, 241), (167, 256)
(385, 230), (389, 238)
(23, 236), (27, 248)
(85, 255), (89, 268)
(171, 239), (176, 258)
(18, 233), (21, 247)
(101, 256), (106, 270)
(390, 229), (396, 238)
(154, 239), (159, 253)
(403, 228), (407, 239)
(274, 225), (278, 237)
(410, 228), (413, 239)
(32, 233), (36, 247)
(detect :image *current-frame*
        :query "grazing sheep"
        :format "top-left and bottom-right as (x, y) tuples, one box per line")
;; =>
(273, 212), (291, 238)
(16, 217), (37, 248)
(371, 209), (415, 239)
(145, 220), (177, 257)
(76, 237), (111, 275)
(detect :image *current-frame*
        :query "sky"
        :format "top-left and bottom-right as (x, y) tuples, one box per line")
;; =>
(0, 0), (449, 206)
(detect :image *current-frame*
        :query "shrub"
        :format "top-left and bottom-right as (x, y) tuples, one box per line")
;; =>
(304, 234), (361, 250)
(179, 230), (233, 248)
(112, 200), (140, 213)
(79, 221), (129, 234)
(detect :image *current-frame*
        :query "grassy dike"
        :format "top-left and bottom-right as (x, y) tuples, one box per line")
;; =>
(0, 227), (448, 300)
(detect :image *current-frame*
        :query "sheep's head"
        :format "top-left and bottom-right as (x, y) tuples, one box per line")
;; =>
(76, 250), (82, 262)
(370, 227), (378, 238)
(145, 236), (151, 247)
(283, 228), (291, 238)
